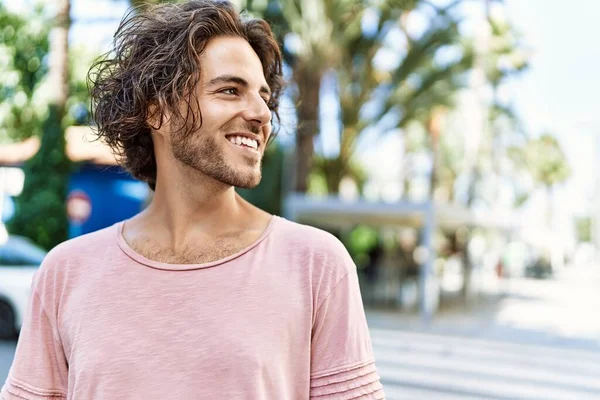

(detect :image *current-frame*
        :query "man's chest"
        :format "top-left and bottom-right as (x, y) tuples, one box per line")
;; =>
(59, 267), (312, 389)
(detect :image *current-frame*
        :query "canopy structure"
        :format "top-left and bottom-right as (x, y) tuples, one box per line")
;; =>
(283, 193), (520, 320)
(284, 194), (518, 232)
(0, 126), (117, 167)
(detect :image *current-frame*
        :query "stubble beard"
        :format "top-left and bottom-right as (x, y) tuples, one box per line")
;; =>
(171, 130), (263, 189)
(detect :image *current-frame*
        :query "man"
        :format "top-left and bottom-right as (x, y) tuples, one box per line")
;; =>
(1, 1), (384, 398)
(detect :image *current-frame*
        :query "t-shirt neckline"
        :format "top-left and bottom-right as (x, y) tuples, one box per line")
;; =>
(115, 215), (279, 271)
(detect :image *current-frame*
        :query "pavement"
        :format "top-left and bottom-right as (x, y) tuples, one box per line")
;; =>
(0, 340), (15, 384)
(367, 262), (600, 399)
(370, 324), (600, 399)
(366, 263), (600, 350)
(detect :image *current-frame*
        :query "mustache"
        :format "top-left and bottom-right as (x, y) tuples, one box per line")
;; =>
(222, 122), (260, 135)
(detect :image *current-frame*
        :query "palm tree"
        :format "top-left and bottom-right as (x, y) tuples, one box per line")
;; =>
(236, 0), (354, 192)
(509, 132), (570, 269)
(370, 4), (475, 199)
(240, 0), (477, 195)
(517, 133), (571, 205)
(465, 1), (529, 207)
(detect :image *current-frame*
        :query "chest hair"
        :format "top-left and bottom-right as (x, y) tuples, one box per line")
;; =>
(130, 232), (258, 265)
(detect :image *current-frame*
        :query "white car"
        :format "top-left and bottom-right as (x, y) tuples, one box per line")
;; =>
(0, 235), (47, 339)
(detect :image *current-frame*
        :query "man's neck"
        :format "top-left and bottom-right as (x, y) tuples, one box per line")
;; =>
(122, 140), (274, 257)
(150, 171), (246, 228)
(123, 182), (272, 263)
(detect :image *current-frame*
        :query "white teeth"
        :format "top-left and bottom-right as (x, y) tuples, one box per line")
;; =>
(228, 135), (258, 150)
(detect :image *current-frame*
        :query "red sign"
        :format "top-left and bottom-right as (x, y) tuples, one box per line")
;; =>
(67, 190), (92, 224)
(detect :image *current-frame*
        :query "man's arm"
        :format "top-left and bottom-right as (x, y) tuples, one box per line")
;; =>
(310, 270), (385, 399)
(1, 290), (68, 399)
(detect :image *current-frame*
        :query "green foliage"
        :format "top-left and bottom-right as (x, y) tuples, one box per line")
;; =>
(0, 3), (50, 143)
(7, 105), (72, 250)
(464, 9), (531, 207)
(311, 155), (367, 194)
(5, 0), (73, 250)
(345, 225), (379, 256)
(484, 14), (529, 87)
(66, 45), (99, 126)
(525, 133), (571, 187)
(378, 17), (475, 128)
(509, 133), (571, 190)
(575, 217), (591, 243)
(507, 132), (570, 211)
(241, 0), (476, 194)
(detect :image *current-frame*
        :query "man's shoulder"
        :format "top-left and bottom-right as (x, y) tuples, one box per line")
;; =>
(47, 223), (118, 260)
(35, 222), (120, 279)
(275, 217), (346, 251)
(273, 217), (354, 269)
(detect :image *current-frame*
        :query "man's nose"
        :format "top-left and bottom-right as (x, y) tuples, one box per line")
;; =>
(243, 93), (272, 128)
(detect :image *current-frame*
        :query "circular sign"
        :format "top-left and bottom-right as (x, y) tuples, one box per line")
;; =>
(67, 190), (92, 224)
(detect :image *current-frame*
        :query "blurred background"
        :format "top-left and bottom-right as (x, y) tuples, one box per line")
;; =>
(1, 0), (600, 398)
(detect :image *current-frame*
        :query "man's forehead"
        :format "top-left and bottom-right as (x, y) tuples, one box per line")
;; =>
(199, 36), (268, 89)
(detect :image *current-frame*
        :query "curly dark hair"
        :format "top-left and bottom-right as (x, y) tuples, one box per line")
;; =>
(88, 0), (284, 190)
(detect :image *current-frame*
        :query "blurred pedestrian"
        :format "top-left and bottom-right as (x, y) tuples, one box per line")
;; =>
(1, 1), (383, 399)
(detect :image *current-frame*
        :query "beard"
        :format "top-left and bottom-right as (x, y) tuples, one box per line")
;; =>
(170, 128), (263, 189)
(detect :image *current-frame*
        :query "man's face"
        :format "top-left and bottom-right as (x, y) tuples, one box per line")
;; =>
(170, 36), (273, 189)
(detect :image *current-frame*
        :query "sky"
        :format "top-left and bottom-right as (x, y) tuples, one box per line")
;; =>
(505, 0), (600, 216)
(6, 0), (600, 217)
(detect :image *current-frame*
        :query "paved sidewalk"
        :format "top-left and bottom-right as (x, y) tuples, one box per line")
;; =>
(366, 263), (600, 352)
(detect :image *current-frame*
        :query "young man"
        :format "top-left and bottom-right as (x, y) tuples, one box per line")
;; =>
(2, 1), (384, 398)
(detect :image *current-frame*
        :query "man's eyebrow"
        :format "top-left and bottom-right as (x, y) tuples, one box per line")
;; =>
(206, 74), (271, 96)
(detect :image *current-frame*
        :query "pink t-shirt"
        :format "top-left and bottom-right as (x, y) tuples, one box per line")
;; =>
(2, 216), (384, 399)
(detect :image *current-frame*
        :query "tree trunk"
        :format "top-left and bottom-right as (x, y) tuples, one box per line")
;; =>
(50, 0), (70, 110)
(293, 63), (322, 193)
(427, 110), (444, 199)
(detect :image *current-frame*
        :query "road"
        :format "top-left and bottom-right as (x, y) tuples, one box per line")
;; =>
(369, 263), (600, 399)
(372, 327), (600, 399)
(0, 340), (15, 383)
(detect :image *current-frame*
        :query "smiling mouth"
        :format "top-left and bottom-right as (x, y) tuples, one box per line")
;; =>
(226, 134), (259, 151)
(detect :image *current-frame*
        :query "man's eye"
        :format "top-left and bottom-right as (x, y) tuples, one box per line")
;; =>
(221, 88), (238, 95)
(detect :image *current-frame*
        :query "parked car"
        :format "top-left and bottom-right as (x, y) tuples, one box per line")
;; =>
(0, 235), (47, 339)
(524, 255), (553, 279)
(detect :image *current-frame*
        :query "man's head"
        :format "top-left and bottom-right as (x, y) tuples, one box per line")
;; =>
(89, 0), (283, 190)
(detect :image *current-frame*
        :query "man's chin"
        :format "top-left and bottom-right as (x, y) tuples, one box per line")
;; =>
(235, 180), (261, 190)
(233, 173), (262, 190)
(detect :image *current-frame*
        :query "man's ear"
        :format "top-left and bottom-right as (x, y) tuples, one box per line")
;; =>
(147, 103), (163, 133)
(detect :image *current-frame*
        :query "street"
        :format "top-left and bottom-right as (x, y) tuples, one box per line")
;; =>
(368, 263), (600, 399)
(0, 340), (15, 382)
(372, 327), (600, 399)
(2, 265), (600, 399)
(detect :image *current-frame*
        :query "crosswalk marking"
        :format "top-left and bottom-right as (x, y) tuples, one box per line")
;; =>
(371, 328), (600, 400)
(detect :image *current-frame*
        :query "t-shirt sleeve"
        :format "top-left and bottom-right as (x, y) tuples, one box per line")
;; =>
(310, 270), (385, 399)
(1, 289), (68, 400)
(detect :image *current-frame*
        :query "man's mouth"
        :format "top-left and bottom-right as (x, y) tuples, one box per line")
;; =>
(226, 135), (259, 150)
